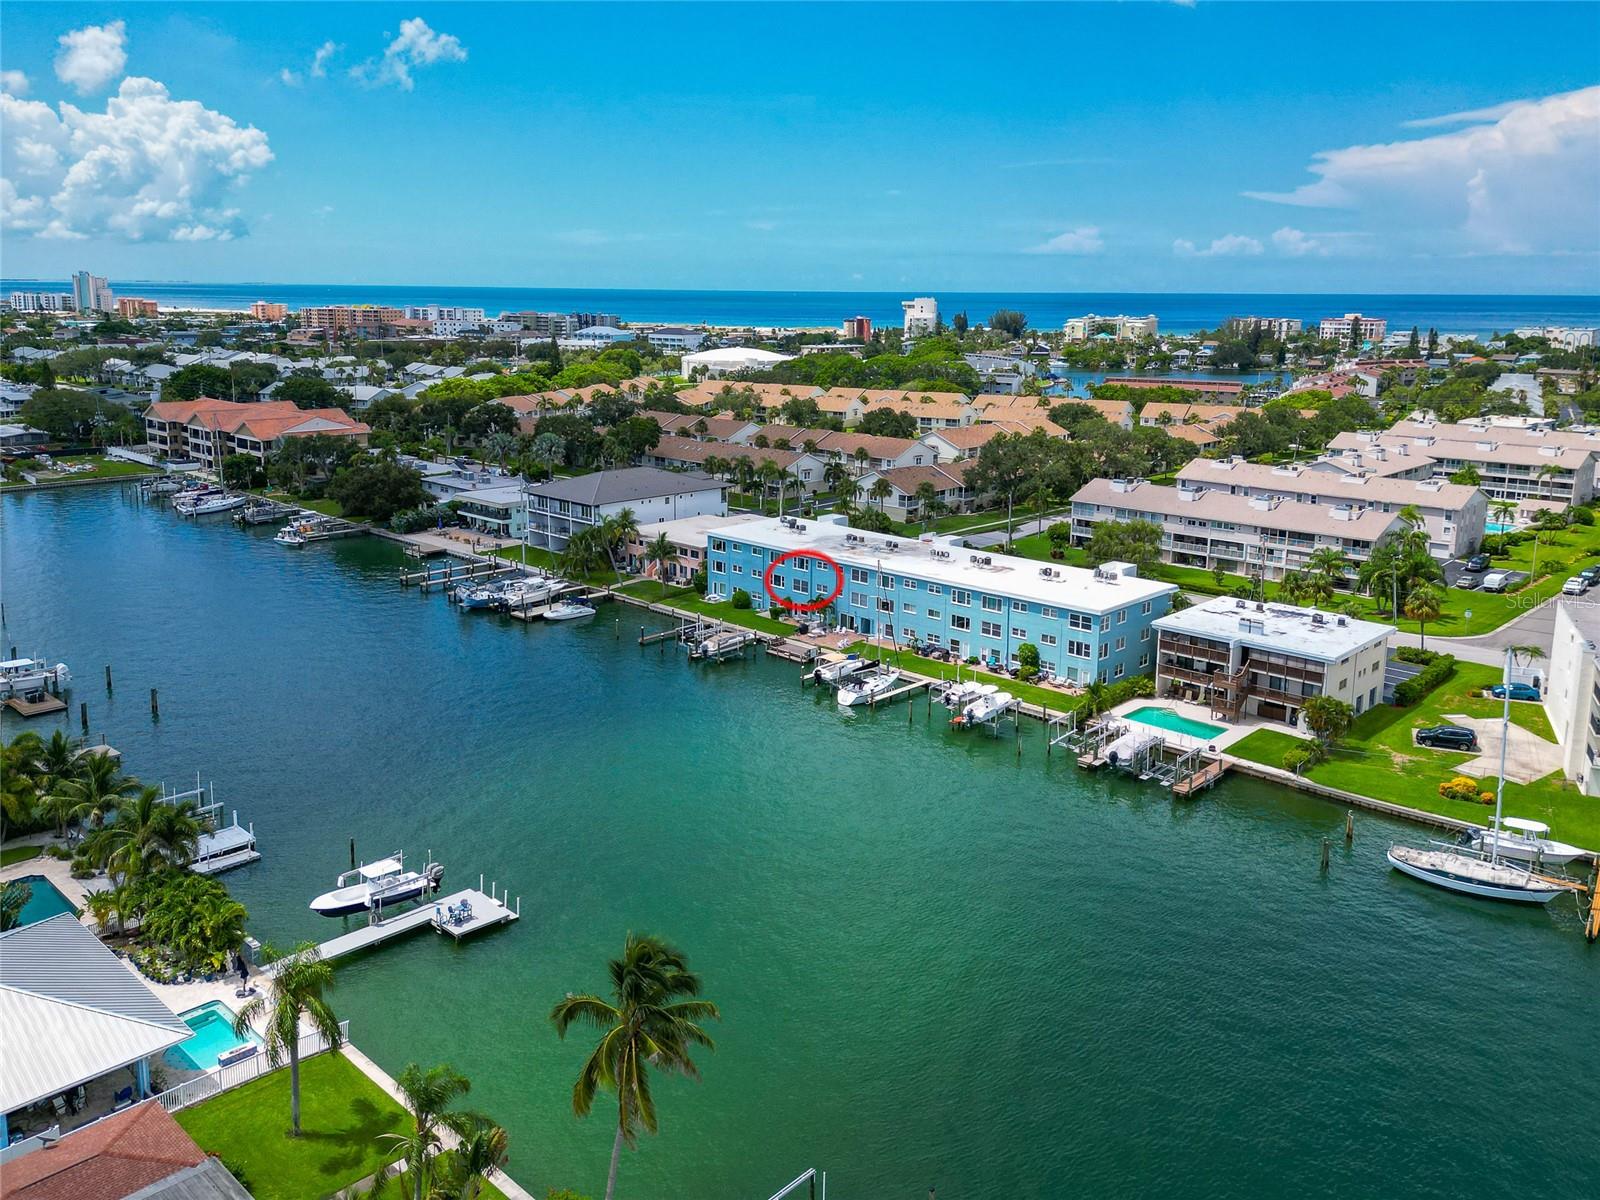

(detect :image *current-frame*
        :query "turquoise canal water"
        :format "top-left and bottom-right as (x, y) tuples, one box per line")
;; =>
(3, 486), (1596, 1199)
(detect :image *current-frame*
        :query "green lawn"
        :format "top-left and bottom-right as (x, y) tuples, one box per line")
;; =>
(259, 490), (344, 518)
(0, 845), (43, 866)
(483, 543), (616, 588)
(842, 640), (1082, 715)
(175, 1052), (409, 1200)
(1, 456), (156, 489)
(1229, 662), (1597, 848)
(617, 581), (795, 634)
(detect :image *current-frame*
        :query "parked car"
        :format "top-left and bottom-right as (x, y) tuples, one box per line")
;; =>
(1416, 725), (1480, 751)
(1488, 682), (1541, 701)
(1480, 571), (1511, 593)
(1581, 565), (1600, 584)
(1563, 576), (1589, 596)
(1464, 553), (1490, 572)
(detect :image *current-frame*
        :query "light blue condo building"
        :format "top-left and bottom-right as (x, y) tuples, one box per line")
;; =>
(706, 515), (1177, 683)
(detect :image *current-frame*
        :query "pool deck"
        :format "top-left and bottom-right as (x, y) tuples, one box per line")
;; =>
(1107, 697), (1274, 753)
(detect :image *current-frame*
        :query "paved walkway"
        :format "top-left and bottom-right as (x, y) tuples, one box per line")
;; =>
(1439, 711), (1564, 785)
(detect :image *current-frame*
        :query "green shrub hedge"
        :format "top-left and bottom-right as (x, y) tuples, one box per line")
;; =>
(1393, 654), (1457, 707)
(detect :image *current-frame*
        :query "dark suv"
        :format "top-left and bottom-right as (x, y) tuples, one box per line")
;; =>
(1416, 725), (1479, 751)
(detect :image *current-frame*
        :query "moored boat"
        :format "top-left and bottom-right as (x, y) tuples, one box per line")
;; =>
(837, 667), (902, 707)
(0, 657), (71, 698)
(1385, 845), (1567, 904)
(309, 854), (446, 917)
(274, 526), (308, 546)
(951, 688), (1014, 728)
(811, 654), (877, 685)
(544, 599), (595, 620)
(1466, 817), (1585, 866)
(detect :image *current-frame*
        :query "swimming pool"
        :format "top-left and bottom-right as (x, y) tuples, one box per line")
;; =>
(163, 1001), (262, 1071)
(1486, 522), (1517, 534)
(1123, 706), (1226, 740)
(9, 875), (77, 927)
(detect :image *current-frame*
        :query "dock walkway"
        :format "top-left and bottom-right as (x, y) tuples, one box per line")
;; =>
(285, 887), (517, 970)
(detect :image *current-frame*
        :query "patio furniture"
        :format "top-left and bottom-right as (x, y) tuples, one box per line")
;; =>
(111, 1086), (134, 1111)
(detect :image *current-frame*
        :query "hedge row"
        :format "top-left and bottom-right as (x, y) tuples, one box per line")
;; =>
(1392, 654), (1457, 708)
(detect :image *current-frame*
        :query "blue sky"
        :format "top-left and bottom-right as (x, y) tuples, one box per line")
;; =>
(2, 3), (1597, 293)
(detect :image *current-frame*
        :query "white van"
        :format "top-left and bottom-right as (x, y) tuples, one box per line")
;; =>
(1480, 571), (1511, 593)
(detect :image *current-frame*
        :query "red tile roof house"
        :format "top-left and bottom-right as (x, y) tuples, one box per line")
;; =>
(1, 1101), (249, 1200)
(142, 398), (368, 467)
(854, 462), (978, 523)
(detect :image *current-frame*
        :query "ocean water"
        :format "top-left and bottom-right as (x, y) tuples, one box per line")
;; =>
(4, 485), (1597, 1200)
(5, 278), (1597, 335)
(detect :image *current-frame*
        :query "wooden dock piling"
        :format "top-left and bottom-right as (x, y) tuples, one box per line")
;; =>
(1345, 810), (1355, 843)
(1321, 838), (1331, 871)
(80, 701), (89, 735)
(105, 664), (113, 694)
(150, 687), (159, 720)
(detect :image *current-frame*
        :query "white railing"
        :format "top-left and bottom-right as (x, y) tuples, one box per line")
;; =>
(154, 1020), (351, 1114)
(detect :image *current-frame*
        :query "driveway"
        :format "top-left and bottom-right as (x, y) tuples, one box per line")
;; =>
(1438, 711), (1563, 785)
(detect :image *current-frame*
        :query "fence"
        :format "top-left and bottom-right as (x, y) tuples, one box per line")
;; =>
(154, 1020), (351, 1114)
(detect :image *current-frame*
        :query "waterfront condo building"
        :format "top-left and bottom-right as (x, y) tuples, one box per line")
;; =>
(1068, 476), (1407, 582)
(71, 271), (114, 314)
(404, 305), (486, 336)
(7, 291), (74, 313)
(250, 300), (289, 321)
(1542, 599), (1600, 796)
(841, 315), (873, 341)
(644, 327), (707, 354)
(1062, 314), (1159, 342)
(519, 466), (727, 551)
(1153, 596), (1395, 728)
(298, 305), (406, 337)
(901, 296), (939, 337)
(1226, 316), (1303, 340)
(706, 514), (1176, 681)
(1317, 313), (1388, 344)
(115, 297), (159, 318)
(143, 398), (369, 467)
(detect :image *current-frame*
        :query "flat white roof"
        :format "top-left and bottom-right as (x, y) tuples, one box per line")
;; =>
(633, 512), (763, 544)
(717, 516), (1175, 613)
(1153, 595), (1395, 661)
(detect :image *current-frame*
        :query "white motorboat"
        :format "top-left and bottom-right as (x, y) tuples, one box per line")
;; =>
(1385, 845), (1567, 905)
(1467, 817), (1586, 866)
(544, 599), (595, 620)
(274, 526), (308, 547)
(811, 654), (877, 685)
(952, 689), (1015, 728)
(837, 668), (902, 707)
(500, 579), (563, 610)
(309, 854), (446, 917)
(178, 492), (247, 516)
(939, 680), (996, 709)
(0, 657), (71, 698)
(457, 580), (514, 610)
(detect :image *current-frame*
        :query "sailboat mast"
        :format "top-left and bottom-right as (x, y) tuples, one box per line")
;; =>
(1492, 644), (1512, 867)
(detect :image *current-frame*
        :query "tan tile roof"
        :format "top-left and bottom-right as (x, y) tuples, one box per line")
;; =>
(1072, 477), (1405, 539)
(870, 462), (974, 495)
(649, 435), (808, 469)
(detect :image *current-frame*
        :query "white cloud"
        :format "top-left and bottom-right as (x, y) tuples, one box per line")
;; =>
(55, 21), (127, 96)
(1026, 225), (1104, 255)
(1271, 227), (1324, 257)
(1, 77), (273, 242)
(1245, 86), (1600, 255)
(1174, 233), (1262, 257)
(279, 68), (301, 87)
(1402, 99), (1528, 129)
(311, 41), (339, 78)
(1, 70), (29, 96)
(351, 18), (466, 91)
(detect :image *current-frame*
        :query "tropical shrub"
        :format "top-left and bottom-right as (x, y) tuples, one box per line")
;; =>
(390, 504), (454, 534)
(730, 588), (752, 610)
(1394, 646), (1440, 665)
(1282, 744), (1321, 773)
(1438, 776), (1484, 803)
(128, 871), (248, 974)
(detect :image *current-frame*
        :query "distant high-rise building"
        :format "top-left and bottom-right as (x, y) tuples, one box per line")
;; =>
(1062, 313), (1158, 342)
(298, 304), (406, 337)
(1226, 316), (1302, 340)
(71, 271), (114, 314)
(116, 297), (159, 318)
(8, 291), (74, 313)
(1318, 313), (1387, 344)
(404, 305), (487, 336)
(250, 300), (289, 321)
(901, 296), (938, 337)
(841, 315), (873, 341)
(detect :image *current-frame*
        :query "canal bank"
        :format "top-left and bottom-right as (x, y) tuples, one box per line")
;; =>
(4, 485), (1598, 1200)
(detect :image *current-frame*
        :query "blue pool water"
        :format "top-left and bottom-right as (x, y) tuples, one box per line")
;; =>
(1486, 522), (1517, 534)
(1124, 705), (1227, 739)
(164, 1001), (261, 1071)
(10, 875), (77, 927)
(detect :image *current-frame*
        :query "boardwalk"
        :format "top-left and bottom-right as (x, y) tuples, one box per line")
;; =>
(282, 888), (517, 970)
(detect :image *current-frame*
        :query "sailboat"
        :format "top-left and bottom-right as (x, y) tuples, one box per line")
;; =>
(1387, 647), (1573, 905)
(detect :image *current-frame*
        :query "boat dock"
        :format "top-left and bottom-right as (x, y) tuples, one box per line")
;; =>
(284, 880), (520, 969)
(235, 499), (299, 526)
(3, 693), (68, 718)
(865, 678), (929, 708)
(503, 584), (610, 622)
(401, 558), (522, 592)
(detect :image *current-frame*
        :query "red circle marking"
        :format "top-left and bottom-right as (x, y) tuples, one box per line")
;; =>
(762, 549), (844, 613)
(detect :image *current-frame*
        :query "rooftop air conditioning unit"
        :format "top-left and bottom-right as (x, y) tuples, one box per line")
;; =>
(1336, 616), (1348, 627)
(982, 556), (992, 566)
(1235, 598), (1246, 609)
(796, 523), (807, 532)
(1040, 567), (1052, 578)
(970, 555), (980, 563)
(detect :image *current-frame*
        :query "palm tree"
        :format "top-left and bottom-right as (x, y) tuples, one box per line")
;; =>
(47, 754), (139, 837)
(597, 507), (639, 582)
(757, 460), (782, 515)
(1536, 463), (1561, 500)
(2, 733), (45, 836)
(442, 1117), (510, 1200)
(1305, 546), (1351, 595)
(381, 1063), (481, 1200)
(1491, 497), (1517, 530)
(1404, 582), (1444, 650)
(83, 888), (119, 935)
(914, 481), (940, 531)
(834, 472), (861, 514)
(550, 934), (721, 1200)
(484, 432), (516, 469)
(234, 943), (342, 1137)
(642, 531), (677, 591)
(82, 787), (202, 883)
(868, 477), (893, 516)
(558, 527), (611, 581)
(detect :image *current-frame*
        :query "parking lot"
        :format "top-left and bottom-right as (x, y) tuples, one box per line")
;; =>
(1443, 557), (1529, 592)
